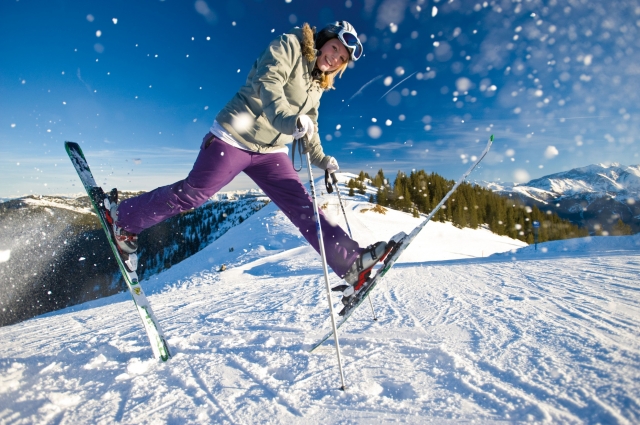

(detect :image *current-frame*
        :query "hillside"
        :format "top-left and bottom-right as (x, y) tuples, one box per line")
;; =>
(0, 176), (638, 424)
(350, 169), (589, 243)
(0, 191), (269, 326)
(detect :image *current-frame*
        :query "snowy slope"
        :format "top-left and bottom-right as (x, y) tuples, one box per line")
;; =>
(1, 180), (639, 424)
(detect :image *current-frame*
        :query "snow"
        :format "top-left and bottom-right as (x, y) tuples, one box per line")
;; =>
(0, 250), (9, 263)
(527, 164), (640, 199)
(0, 182), (639, 423)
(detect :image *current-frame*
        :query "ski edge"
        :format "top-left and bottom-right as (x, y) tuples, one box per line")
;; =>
(309, 135), (494, 352)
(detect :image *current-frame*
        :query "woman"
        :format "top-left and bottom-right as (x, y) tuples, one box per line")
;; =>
(106, 21), (390, 303)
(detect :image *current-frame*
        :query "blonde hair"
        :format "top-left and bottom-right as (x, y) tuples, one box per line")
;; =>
(303, 22), (350, 91)
(318, 61), (349, 90)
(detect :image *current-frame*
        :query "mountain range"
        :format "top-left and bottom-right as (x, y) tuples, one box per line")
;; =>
(484, 163), (640, 234)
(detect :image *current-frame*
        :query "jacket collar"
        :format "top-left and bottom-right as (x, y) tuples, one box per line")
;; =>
(295, 23), (317, 76)
(299, 23), (316, 61)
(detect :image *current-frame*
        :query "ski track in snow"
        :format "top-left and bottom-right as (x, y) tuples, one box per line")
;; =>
(0, 180), (639, 424)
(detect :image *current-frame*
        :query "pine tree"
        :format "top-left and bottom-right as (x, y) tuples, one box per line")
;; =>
(376, 187), (388, 206)
(469, 198), (479, 229)
(505, 205), (516, 238)
(455, 196), (467, 228)
(358, 181), (366, 195)
(401, 187), (412, 211)
(376, 169), (386, 186)
(612, 219), (632, 236)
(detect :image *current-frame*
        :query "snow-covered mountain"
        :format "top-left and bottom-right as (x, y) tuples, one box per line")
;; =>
(485, 163), (640, 234)
(1, 173), (639, 423)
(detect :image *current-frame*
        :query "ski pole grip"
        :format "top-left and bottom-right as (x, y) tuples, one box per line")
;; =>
(298, 135), (310, 154)
(330, 172), (339, 185)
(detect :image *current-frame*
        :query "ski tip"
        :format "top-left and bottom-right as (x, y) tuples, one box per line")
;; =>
(489, 134), (494, 142)
(64, 141), (80, 151)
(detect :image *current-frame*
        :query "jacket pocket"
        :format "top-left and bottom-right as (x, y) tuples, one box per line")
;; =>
(202, 132), (215, 150)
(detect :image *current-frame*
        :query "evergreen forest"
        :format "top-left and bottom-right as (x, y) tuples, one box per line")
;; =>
(348, 169), (589, 244)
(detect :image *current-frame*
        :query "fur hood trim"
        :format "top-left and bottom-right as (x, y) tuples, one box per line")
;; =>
(300, 23), (316, 62)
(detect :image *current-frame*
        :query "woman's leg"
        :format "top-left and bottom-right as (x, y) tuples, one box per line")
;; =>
(117, 136), (252, 234)
(244, 152), (362, 279)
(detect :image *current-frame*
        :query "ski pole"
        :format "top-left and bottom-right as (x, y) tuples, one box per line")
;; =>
(303, 142), (347, 391)
(328, 172), (378, 322)
(328, 172), (353, 237)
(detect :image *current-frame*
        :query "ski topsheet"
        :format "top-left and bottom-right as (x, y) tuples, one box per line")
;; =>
(310, 135), (494, 352)
(65, 142), (171, 361)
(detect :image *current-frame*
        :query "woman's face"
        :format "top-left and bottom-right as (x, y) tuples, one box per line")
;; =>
(317, 38), (349, 72)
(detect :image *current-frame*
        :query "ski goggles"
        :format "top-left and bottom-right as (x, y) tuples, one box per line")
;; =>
(337, 28), (363, 61)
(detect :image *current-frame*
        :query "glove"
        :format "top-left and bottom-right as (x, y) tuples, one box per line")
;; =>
(326, 156), (339, 173)
(293, 115), (316, 141)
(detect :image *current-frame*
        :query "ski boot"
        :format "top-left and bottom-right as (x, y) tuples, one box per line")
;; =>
(103, 188), (139, 272)
(333, 241), (393, 305)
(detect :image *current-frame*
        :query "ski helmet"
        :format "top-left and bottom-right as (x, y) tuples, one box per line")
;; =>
(315, 21), (363, 61)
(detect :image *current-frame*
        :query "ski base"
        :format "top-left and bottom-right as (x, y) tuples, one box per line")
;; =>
(65, 141), (171, 361)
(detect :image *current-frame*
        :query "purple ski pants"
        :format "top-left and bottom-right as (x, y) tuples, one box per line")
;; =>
(116, 135), (362, 278)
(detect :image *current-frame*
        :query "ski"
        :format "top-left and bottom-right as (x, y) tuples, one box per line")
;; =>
(310, 135), (494, 352)
(65, 142), (171, 361)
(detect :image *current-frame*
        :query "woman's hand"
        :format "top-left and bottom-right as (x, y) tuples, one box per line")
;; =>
(293, 115), (316, 141)
(326, 157), (339, 172)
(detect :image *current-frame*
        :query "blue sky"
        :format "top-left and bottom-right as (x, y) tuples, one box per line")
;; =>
(1, 0), (639, 198)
